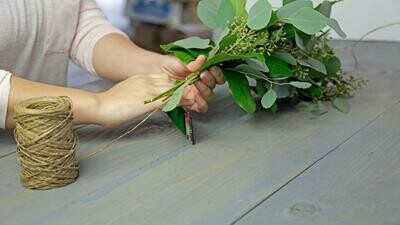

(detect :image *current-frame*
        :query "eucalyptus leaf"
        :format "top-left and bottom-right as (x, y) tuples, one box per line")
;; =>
(273, 84), (292, 98)
(295, 31), (306, 50)
(285, 7), (327, 35)
(223, 69), (256, 113)
(261, 89), (278, 109)
(289, 81), (312, 89)
(318, 0), (332, 18)
(247, 0), (273, 30)
(273, 52), (297, 65)
(162, 83), (187, 112)
(218, 0), (235, 28)
(298, 57), (327, 74)
(234, 64), (268, 80)
(174, 37), (210, 49)
(246, 58), (269, 73)
(245, 0), (258, 12)
(333, 98), (350, 113)
(277, 0), (313, 19)
(216, 27), (230, 45)
(328, 18), (347, 38)
(197, 0), (219, 29)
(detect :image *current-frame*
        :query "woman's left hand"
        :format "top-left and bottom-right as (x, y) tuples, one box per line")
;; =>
(159, 55), (225, 113)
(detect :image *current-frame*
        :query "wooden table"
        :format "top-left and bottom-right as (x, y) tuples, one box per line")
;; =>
(1, 41), (400, 225)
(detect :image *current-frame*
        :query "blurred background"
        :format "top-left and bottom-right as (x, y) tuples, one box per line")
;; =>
(69, 0), (400, 87)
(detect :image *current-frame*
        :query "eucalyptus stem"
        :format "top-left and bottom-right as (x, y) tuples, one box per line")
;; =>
(144, 72), (201, 104)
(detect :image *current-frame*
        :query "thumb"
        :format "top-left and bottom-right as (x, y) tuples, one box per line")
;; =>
(186, 55), (207, 73)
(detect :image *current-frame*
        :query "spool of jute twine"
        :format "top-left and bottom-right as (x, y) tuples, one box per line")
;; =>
(13, 96), (79, 190)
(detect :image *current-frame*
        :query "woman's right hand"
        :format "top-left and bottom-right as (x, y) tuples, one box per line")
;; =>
(95, 74), (177, 128)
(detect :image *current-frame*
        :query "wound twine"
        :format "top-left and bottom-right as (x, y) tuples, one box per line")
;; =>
(14, 96), (79, 190)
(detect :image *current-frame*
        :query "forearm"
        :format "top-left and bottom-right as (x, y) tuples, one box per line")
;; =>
(92, 34), (166, 81)
(6, 76), (101, 128)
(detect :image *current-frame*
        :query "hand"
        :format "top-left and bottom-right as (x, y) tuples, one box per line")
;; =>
(96, 74), (174, 128)
(160, 55), (225, 113)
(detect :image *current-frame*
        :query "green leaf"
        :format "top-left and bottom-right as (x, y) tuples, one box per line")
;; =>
(218, 0), (235, 28)
(289, 81), (312, 89)
(277, 0), (313, 19)
(167, 107), (186, 135)
(317, 0), (332, 18)
(174, 37), (210, 49)
(234, 64), (268, 80)
(298, 57), (327, 74)
(261, 89), (278, 109)
(201, 52), (265, 71)
(188, 48), (212, 58)
(271, 102), (279, 113)
(325, 56), (342, 75)
(265, 56), (293, 78)
(247, 0), (273, 30)
(273, 52), (297, 65)
(162, 83), (187, 112)
(333, 98), (350, 113)
(256, 79), (268, 96)
(295, 31), (306, 50)
(285, 7), (327, 34)
(328, 18), (347, 38)
(246, 58), (269, 73)
(197, 0), (219, 29)
(306, 85), (323, 97)
(231, 0), (247, 17)
(174, 50), (196, 63)
(223, 69), (256, 113)
(268, 11), (279, 27)
(219, 34), (238, 50)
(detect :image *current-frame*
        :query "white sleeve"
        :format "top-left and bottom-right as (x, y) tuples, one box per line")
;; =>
(0, 69), (12, 129)
(69, 0), (128, 75)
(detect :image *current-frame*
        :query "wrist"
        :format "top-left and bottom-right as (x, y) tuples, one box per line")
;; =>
(73, 92), (102, 126)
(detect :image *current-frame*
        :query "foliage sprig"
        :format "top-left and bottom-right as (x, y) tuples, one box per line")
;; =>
(145, 0), (366, 115)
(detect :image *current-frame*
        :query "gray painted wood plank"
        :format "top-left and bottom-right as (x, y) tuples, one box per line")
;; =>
(1, 68), (398, 225)
(236, 102), (400, 225)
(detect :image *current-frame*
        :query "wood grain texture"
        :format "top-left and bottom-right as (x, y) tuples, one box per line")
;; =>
(236, 103), (400, 225)
(0, 41), (399, 225)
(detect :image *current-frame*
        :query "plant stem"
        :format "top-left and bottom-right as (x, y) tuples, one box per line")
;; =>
(144, 72), (201, 104)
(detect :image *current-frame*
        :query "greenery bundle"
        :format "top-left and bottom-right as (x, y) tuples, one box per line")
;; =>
(145, 0), (366, 116)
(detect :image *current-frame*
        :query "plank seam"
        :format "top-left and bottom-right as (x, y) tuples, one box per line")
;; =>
(231, 100), (400, 225)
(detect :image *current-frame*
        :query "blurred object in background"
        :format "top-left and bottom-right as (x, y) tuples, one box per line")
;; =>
(97, 0), (130, 32)
(127, 0), (212, 52)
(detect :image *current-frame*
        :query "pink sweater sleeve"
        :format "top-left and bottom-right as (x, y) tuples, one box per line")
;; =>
(69, 0), (128, 75)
